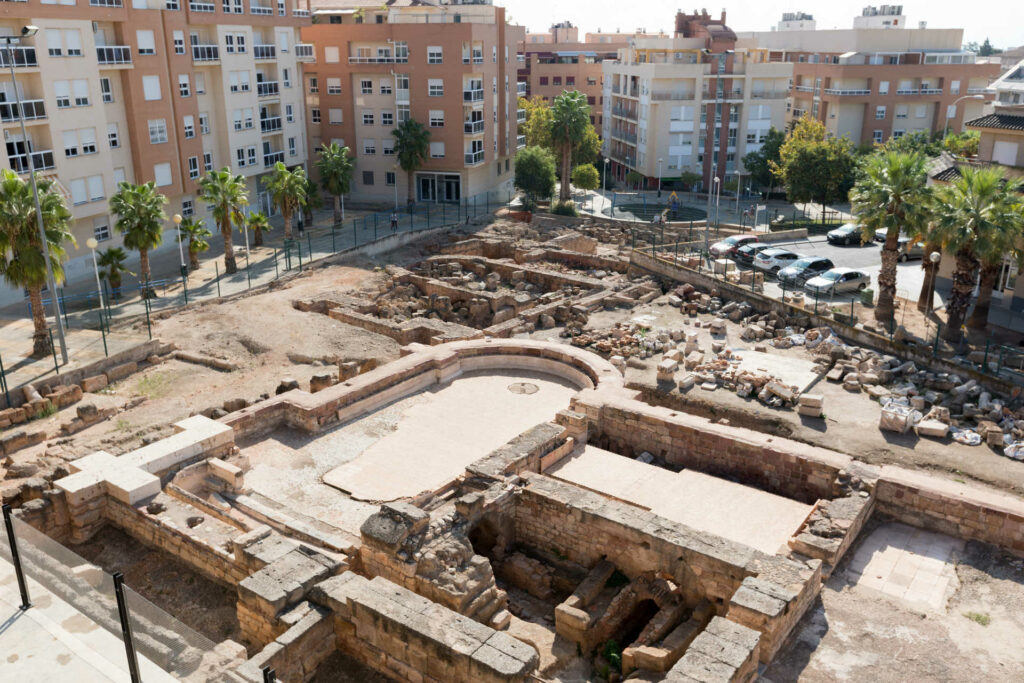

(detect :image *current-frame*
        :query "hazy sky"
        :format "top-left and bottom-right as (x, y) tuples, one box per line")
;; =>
(497, 1), (1021, 48)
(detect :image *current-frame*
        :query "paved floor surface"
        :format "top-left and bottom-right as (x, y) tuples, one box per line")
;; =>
(548, 445), (812, 555)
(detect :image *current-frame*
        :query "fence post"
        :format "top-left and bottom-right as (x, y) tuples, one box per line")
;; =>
(307, 232), (313, 261)
(98, 308), (108, 358)
(262, 666), (277, 683)
(352, 219), (356, 248)
(143, 297), (152, 340)
(2, 504), (30, 610)
(297, 242), (303, 270)
(214, 262), (222, 297)
(112, 572), (142, 683)
(982, 340), (990, 369)
(0, 352), (9, 408)
(182, 274), (188, 306)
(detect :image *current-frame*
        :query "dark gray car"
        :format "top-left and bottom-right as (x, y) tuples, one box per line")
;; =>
(777, 256), (835, 285)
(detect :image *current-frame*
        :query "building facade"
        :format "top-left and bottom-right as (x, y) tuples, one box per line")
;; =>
(300, 1), (523, 206)
(601, 11), (790, 191)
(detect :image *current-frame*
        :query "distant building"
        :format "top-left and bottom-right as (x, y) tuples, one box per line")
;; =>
(777, 12), (816, 32)
(853, 5), (907, 30)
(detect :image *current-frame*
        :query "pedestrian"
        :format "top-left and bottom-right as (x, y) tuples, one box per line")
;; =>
(296, 214), (304, 235)
(390, 212), (398, 232)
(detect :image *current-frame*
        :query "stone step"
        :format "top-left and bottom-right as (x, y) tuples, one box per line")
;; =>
(488, 608), (512, 631)
(231, 493), (357, 555)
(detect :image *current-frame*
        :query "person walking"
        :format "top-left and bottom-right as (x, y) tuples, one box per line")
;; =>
(390, 212), (398, 232)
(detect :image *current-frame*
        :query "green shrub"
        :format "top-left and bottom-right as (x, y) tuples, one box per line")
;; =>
(552, 200), (578, 217)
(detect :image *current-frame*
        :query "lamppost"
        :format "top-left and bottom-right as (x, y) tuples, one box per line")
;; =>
(85, 238), (105, 316)
(943, 94), (985, 139)
(4, 26), (67, 364)
(657, 157), (663, 198)
(603, 157), (610, 213)
(173, 213), (187, 278)
(714, 176), (722, 228)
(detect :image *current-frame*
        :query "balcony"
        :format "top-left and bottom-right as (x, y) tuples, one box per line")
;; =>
(896, 88), (919, 95)
(192, 44), (219, 62)
(793, 85), (814, 93)
(189, 0), (214, 11)
(263, 151), (285, 167)
(920, 88), (943, 95)
(651, 91), (695, 101)
(609, 151), (634, 167)
(254, 44), (276, 60)
(611, 106), (636, 121)
(967, 87), (987, 94)
(463, 89), (484, 103)
(349, 54), (407, 64)
(611, 129), (637, 144)
(517, 135), (526, 149)
(295, 44), (314, 61)
(89, 0), (122, 6)
(516, 108), (526, 123)
(702, 89), (744, 100)
(0, 47), (37, 68)
(261, 116), (282, 133)
(250, 1), (273, 15)
(96, 46), (132, 65)
(823, 88), (870, 96)
(9, 150), (55, 174)
(791, 108), (806, 117)
(463, 120), (484, 135)
(0, 99), (45, 123)
(517, 82), (527, 95)
(464, 150), (485, 166)
(293, 8), (309, 17)
(257, 81), (279, 97)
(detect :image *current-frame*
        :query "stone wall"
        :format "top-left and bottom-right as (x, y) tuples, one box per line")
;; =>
(230, 604), (335, 683)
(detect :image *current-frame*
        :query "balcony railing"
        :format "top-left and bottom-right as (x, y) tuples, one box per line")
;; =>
(263, 151), (285, 167)
(611, 106), (636, 120)
(463, 120), (484, 134)
(516, 108), (526, 123)
(651, 91), (695, 101)
(791, 108), (806, 117)
(349, 55), (408, 64)
(823, 88), (870, 96)
(96, 46), (132, 65)
(192, 44), (219, 62)
(9, 150), (55, 173)
(254, 44), (276, 60)
(517, 135), (526, 149)
(257, 81), (279, 97)
(189, 0), (215, 11)
(90, 0), (122, 6)
(517, 82), (527, 95)
(250, 2), (273, 15)
(702, 89), (744, 100)
(0, 99), (45, 123)
(896, 88), (919, 95)
(0, 47), (37, 68)
(295, 44), (314, 61)
(609, 151), (634, 167)
(464, 150), (485, 166)
(749, 90), (787, 99)
(292, 8), (309, 16)
(463, 89), (484, 102)
(920, 88), (943, 95)
(967, 87), (987, 94)
(611, 129), (637, 144)
(260, 116), (282, 133)
(793, 85), (814, 93)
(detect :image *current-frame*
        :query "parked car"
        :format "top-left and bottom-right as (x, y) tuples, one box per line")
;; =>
(826, 223), (864, 246)
(895, 237), (924, 262)
(709, 234), (760, 259)
(753, 247), (804, 275)
(735, 242), (772, 266)
(804, 268), (871, 295)
(777, 256), (836, 286)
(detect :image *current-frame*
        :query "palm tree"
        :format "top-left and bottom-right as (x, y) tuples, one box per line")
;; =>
(392, 119), (430, 204)
(303, 176), (322, 228)
(110, 181), (167, 297)
(199, 168), (248, 274)
(0, 169), (74, 356)
(849, 151), (931, 325)
(969, 213), (1024, 330)
(247, 211), (270, 248)
(176, 217), (212, 270)
(931, 167), (1020, 342)
(551, 90), (591, 203)
(315, 143), (355, 224)
(262, 162), (307, 240)
(97, 246), (133, 298)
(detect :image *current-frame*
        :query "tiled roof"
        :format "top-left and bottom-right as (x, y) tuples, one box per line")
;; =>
(966, 113), (1024, 131)
(931, 166), (962, 182)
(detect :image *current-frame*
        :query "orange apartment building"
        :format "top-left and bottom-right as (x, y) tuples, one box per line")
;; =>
(0, 0), (313, 307)
(301, 0), (524, 205)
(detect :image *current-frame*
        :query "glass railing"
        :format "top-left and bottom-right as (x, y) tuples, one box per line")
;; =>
(191, 44), (219, 61)
(260, 116), (282, 133)
(464, 150), (485, 165)
(254, 44), (276, 60)
(188, 0), (214, 11)
(463, 120), (485, 134)
(517, 135), (526, 148)
(0, 99), (46, 122)
(257, 81), (279, 97)
(9, 150), (55, 173)
(250, 1), (273, 14)
(295, 44), (314, 60)
(263, 151), (285, 167)
(463, 89), (484, 102)
(96, 46), (132, 65)
(0, 46), (37, 67)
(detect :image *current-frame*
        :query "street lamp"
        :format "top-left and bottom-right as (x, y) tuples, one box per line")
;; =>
(85, 237), (105, 317)
(657, 158), (663, 198)
(4, 26), (67, 363)
(713, 176), (722, 228)
(603, 158), (610, 213)
(943, 94), (985, 138)
(173, 213), (187, 278)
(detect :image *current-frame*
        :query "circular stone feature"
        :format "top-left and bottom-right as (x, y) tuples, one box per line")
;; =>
(508, 382), (539, 395)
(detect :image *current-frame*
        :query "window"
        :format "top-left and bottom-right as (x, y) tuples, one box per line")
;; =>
(429, 110), (444, 127)
(878, 80), (889, 95)
(108, 123), (120, 149)
(361, 79), (373, 94)
(93, 218), (111, 243)
(895, 104), (908, 119)
(329, 108), (342, 124)
(235, 34), (247, 53)
(539, 76), (548, 86)
(154, 163), (172, 187)
(325, 46), (339, 63)
(137, 30), (156, 55)
(327, 78), (342, 95)
(397, 104), (410, 123)
(746, 132), (757, 144)
(183, 115), (195, 138)
(225, 34), (235, 54)
(143, 75), (161, 101)
(282, 68), (291, 88)
(873, 130), (884, 144)
(362, 111), (374, 125)
(309, 77), (319, 93)
(55, 81), (71, 108)
(362, 171), (374, 185)
(178, 74), (191, 97)
(173, 30), (185, 54)
(566, 76), (575, 86)
(199, 112), (210, 135)
(181, 198), (194, 217)
(73, 80), (90, 106)
(380, 80), (392, 95)
(236, 148), (246, 167)
(875, 105), (886, 120)
(70, 178), (87, 205)
(553, 76), (562, 86)
(285, 104), (294, 123)
(66, 29), (82, 56)
(63, 130), (79, 157)
(247, 146), (257, 166)
(188, 156), (199, 179)
(363, 139), (376, 155)
(381, 111), (394, 126)
(428, 46), (443, 64)
(915, 105), (927, 118)
(100, 77), (114, 103)
(195, 73), (205, 94)
(430, 141), (445, 158)
(385, 171), (396, 186)
(892, 129), (905, 140)
(428, 79), (443, 97)
(46, 29), (62, 57)
(234, 110), (245, 131)
(311, 108), (321, 123)
(382, 139), (395, 155)
(203, 152), (213, 172)
(288, 137), (296, 156)
(113, 167), (126, 186)
(951, 80), (961, 95)
(148, 119), (168, 144)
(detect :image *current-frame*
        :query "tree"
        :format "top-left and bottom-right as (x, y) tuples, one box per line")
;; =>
(931, 167), (1020, 341)
(176, 217), (211, 270)
(679, 171), (702, 192)
(550, 91), (591, 202)
(302, 175), (322, 228)
(110, 181), (167, 295)
(262, 162), (307, 240)
(0, 169), (74, 356)
(772, 116), (857, 215)
(520, 96), (553, 150)
(97, 247), (133, 299)
(742, 127), (784, 194)
(199, 168), (248, 275)
(571, 164), (600, 192)
(514, 146), (556, 208)
(943, 131), (980, 157)
(572, 125), (602, 168)
(625, 171), (643, 190)
(979, 38), (995, 56)
(315, 142), (355, 224)
(850, 151), (932, 324)
(969, 201), (1024, 329)
(246, 212), (270, 251)
(393, 118), (430, 203)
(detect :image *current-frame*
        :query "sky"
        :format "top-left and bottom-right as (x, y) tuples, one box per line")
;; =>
(496, 0), (1022, 49)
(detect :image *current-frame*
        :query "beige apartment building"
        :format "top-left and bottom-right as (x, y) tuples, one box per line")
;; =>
(0, 0), (312, 307)
(301, 1), (523, 206)
(740, 26), (998, 145)
(601, 11), (791, 191)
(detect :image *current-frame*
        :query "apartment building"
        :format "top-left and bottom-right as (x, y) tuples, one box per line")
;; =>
(301, 1), (524, 206)
(0, 1), (312, 307)
(601, 11), (791, 191)
(740, 25), (998, 146)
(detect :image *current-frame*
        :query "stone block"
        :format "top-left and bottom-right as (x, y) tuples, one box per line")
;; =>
(678, 374), (695, 391)
(798, 405), (822, 418)
(208, 458), (243, 487)
(915, 420), (949, 439)
(105, 362), (138, 383)
(798, 393), (823, 408)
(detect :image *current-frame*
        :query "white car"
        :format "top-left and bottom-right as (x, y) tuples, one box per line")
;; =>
(753, 247), (804, 275)
(804, 268), (871, 295)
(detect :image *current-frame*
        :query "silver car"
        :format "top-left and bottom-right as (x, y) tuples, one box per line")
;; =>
(804, 268), (871, 296)
(896, 237), (924, 262)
